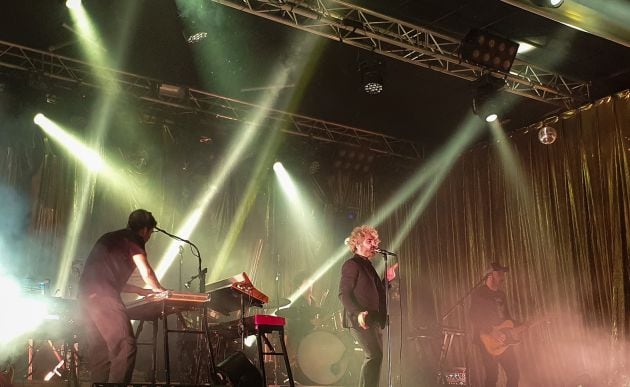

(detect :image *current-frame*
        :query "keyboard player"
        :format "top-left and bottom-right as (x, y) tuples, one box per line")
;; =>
(78, 209), (166, 385)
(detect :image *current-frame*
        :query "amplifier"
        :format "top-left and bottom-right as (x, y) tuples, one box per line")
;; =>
(443, 367), (467, 385)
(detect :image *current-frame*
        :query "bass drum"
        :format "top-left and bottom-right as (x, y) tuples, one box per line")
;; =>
(296, 330), (350, 385)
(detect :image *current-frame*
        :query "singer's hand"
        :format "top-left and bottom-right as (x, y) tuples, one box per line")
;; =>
(387, 262), (399, 282)
(358, 311), (369, 329)
(135, 288), (154, 297)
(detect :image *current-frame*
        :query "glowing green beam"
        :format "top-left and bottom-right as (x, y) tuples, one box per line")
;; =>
(389, 114), (487, 250)
(203, 34), (326, 282)
(33, 114), (157, 293)
(272, 161), (321, 247)
(273, 162), (299, 203)
(57, 2), (141, 297)
(68, 3), (109, 70)
(155, 119), (262, 279)
(209, 130), (283, 282)
(288, 115), (487, 302)
(154, 185), (218, 280)
(34, 114), (106, 173)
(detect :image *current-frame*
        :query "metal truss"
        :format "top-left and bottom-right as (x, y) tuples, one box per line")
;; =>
(210, 0), (590, 107)
(0, 40), (422, 160)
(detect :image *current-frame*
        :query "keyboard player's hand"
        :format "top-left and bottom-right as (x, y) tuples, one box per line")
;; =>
(137, 288), (167, 297)
(135, 288), (154, 297)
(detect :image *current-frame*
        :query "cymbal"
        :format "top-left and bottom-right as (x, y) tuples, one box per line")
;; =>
(264, 298), (291, 308)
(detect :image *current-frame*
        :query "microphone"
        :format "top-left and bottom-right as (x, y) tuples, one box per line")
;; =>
(374, 248), (397, 256)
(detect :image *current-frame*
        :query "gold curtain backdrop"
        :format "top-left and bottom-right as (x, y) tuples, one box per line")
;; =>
(0, 90), (628, 386)
(387, 90), (630, 386)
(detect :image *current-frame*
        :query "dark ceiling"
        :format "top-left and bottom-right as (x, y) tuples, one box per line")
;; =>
(1, 0), (629, 151)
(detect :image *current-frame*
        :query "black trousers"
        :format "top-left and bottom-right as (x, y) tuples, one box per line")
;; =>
(479, 345), (520, 387)
(351, 325), (383, 387)
(81, 294), (137, 383)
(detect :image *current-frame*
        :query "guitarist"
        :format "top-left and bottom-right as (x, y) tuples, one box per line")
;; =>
(469, 262), (520, 387)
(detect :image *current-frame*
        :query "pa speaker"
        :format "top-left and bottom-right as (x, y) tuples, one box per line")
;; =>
(217, 351), (263, 387)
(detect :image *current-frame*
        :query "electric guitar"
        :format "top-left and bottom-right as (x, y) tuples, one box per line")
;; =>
(480, 317), (550, 357)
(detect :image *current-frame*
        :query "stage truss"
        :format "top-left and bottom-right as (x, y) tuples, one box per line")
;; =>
(210, 0), (590, 107)
(0, 40), (423, 160)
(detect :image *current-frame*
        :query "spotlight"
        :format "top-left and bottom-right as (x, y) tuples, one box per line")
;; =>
(186, 32), (208, 44)
(243, 335), (256, 347)
(471, 75), (506, 123)
(530, 0), (564, 7)
(34, 113), (46, 125)
(46, 93), (58, 104)
(461, 29), (519, 73)
(538, 126), (558, 144)
(332, 148), (374, 172)
(308, 160), (320, 175)
(359, 59), (384, 95)
(65, 0), (82, 9)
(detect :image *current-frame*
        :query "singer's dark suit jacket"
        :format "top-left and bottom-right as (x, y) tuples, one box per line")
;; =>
(339, 254), (387, 329)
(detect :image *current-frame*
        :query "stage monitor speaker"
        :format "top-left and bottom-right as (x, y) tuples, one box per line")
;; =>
(217, 351), (263, 387)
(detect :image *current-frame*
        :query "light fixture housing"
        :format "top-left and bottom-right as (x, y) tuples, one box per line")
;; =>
(538, 126), (558, 144)
(461, 29), (520, 73)
(471, 75), (506, 122)
(359, 59), (384, 95)
(530, 0), (564, 8)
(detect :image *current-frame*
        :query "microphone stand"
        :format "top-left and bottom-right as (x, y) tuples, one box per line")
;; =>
(436, 274), (487, 385)
(154, 227), (218, 383)
(155, 227), (206, 293)
(178, 246), (184, 291)
(379, 251), (394, 387)
(440, 274), (487, 324)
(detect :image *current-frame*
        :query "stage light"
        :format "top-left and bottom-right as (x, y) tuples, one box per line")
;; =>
(461, 29), (519, 73)
(332, 148), (374, 172)
(517, 42), (537, 54)
(471, 75), (506, 123)
(530, 0), (564, 8)
(65, 0), (81, 10)
(0, 275), (49, 343)
(538, 126), (558, 144)
(33, 113), (105, 172)
(186, 32), (208, 44)
(273, 162), (299, 203)
(359, 59), (384, 95)
(243, 335), (257, 347)
(485, 113), (498, 123)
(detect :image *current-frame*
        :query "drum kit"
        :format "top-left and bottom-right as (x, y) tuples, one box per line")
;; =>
(275, 307), (362, 386)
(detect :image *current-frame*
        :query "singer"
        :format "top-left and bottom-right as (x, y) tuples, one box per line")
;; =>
(339, 225), (398, 387)
(78, 209), (166, 384)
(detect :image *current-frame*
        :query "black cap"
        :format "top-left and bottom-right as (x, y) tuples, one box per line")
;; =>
(488, 262), (509, 273)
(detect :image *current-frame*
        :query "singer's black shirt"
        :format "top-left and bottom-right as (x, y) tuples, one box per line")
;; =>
(339, 254), (387, 329)
(79, 228), (146, 298)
